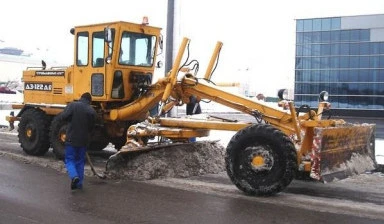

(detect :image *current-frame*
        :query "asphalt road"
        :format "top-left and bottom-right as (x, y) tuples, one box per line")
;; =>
(1, 156), (384, 224)
(1, 132), (384, 223)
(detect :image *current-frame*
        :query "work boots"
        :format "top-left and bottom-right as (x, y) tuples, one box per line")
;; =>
(71, 177), (80, 190)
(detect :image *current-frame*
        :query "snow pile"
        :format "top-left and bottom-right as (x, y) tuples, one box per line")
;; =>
(106, 141), (226, 180)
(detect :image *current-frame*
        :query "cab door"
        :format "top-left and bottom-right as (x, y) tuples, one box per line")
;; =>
(89, 31), (107, 100)
(72, 30), (107, 100)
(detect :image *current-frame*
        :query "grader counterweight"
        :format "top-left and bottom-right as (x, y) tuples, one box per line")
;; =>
(6, 20), (376, 196)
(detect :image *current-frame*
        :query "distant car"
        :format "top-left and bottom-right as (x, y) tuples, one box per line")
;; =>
(0, 86), (16, 94)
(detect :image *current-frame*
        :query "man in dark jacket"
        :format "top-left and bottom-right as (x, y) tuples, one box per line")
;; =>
(59, 92), (97, 190)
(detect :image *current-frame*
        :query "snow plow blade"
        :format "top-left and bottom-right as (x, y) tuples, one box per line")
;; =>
(310, 124), (376, 182)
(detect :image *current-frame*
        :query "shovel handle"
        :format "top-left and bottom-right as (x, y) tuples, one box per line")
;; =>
(85, 152), (106, 179)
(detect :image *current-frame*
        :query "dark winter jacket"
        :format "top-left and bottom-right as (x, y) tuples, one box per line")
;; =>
(186, 95), (201, 115)
(59, 95), (97, 147)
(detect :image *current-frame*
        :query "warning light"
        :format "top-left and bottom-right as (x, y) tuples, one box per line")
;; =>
(142, 16), (149, 25)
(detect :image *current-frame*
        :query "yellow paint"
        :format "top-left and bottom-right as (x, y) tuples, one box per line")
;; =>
(26, 129), (32, 138)
(60, 133), (66, 142)
(22, 21), (161, 107)
(303, 161), (311, 172)
(252, 156), (265, 167)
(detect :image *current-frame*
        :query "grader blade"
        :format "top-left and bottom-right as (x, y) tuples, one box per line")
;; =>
(310, 124), (376, 182)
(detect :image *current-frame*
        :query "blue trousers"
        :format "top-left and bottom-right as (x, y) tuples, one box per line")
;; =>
(65, 144), (86, 188)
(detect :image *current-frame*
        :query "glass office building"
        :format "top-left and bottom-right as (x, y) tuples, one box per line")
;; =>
(295, 14), (384, 116)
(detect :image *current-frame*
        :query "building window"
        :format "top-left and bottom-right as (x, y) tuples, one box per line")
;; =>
(296, 20), (304, 32)
(331, 18), (341, 30)
(321, 18), (331, 31)
(360, 30), (370, 41)
(321, 31), (331, 43)
(331, 30), (341, 42)
(340, 30), (350, 42)
(313, 19), (322, 31)
(350, 30), (360, 42)
(304, 19), (312, 32)
(370, 42), (380, 54)
(340, 43), (350, 55)
(359, 43), (370, 55)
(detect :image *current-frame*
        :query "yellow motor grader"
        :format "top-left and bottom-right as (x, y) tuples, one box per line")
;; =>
(6, 20), (376, 196)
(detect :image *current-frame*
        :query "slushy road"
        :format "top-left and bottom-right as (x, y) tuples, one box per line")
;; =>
(1, 131), (384, 224)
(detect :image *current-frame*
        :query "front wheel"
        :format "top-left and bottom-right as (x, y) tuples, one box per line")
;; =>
(225, 124), (297, 196)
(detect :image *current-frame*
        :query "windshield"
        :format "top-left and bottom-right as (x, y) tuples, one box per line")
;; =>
(119, 32), (156, 67)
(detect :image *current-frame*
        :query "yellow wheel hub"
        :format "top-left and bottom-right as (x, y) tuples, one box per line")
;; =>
(26, 128), (32, 138)
(252, 155), (265, 167)
(60, 133), (66, 142)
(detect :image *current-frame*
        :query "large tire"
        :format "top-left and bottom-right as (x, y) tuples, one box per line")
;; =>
(225, 124), (297, 196)
(18, 108), (51, 156)
(50, 115), (110, 159)
(50, 115), (68, 160)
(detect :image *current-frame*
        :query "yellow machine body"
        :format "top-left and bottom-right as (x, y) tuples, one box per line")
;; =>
(21, 21), (161, 114)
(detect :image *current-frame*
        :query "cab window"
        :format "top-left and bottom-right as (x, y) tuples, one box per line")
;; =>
(119, 32), (156, 67)
(93, 31), (105, 67)
(77, 32), (88, 66)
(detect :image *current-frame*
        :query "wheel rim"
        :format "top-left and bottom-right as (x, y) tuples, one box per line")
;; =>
(252, 156), (264, 166)
(60, 133), (66, 142)
(58, 124), (67, 143)
(248, 146), (274, 172)
(26, 128), (33, 138)
(25, 124), (35, 140)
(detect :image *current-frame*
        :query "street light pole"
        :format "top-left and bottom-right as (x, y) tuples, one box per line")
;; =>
(165, 0), (174, 76)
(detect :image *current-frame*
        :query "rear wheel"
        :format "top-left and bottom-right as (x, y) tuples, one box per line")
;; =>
(225, 124), (297, 196)
(18, 108), (51, 156)
(50, 115), (68, 160)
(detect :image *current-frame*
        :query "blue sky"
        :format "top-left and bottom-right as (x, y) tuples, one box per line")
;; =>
(1, 0), (384, 96)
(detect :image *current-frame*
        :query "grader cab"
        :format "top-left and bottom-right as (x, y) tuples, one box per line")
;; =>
(9, 20), (163, 158)
(6, 20), (376, 196)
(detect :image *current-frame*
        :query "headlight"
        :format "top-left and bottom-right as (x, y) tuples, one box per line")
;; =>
(278, 89), (288, 100)
(319, 91), (329, 102)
